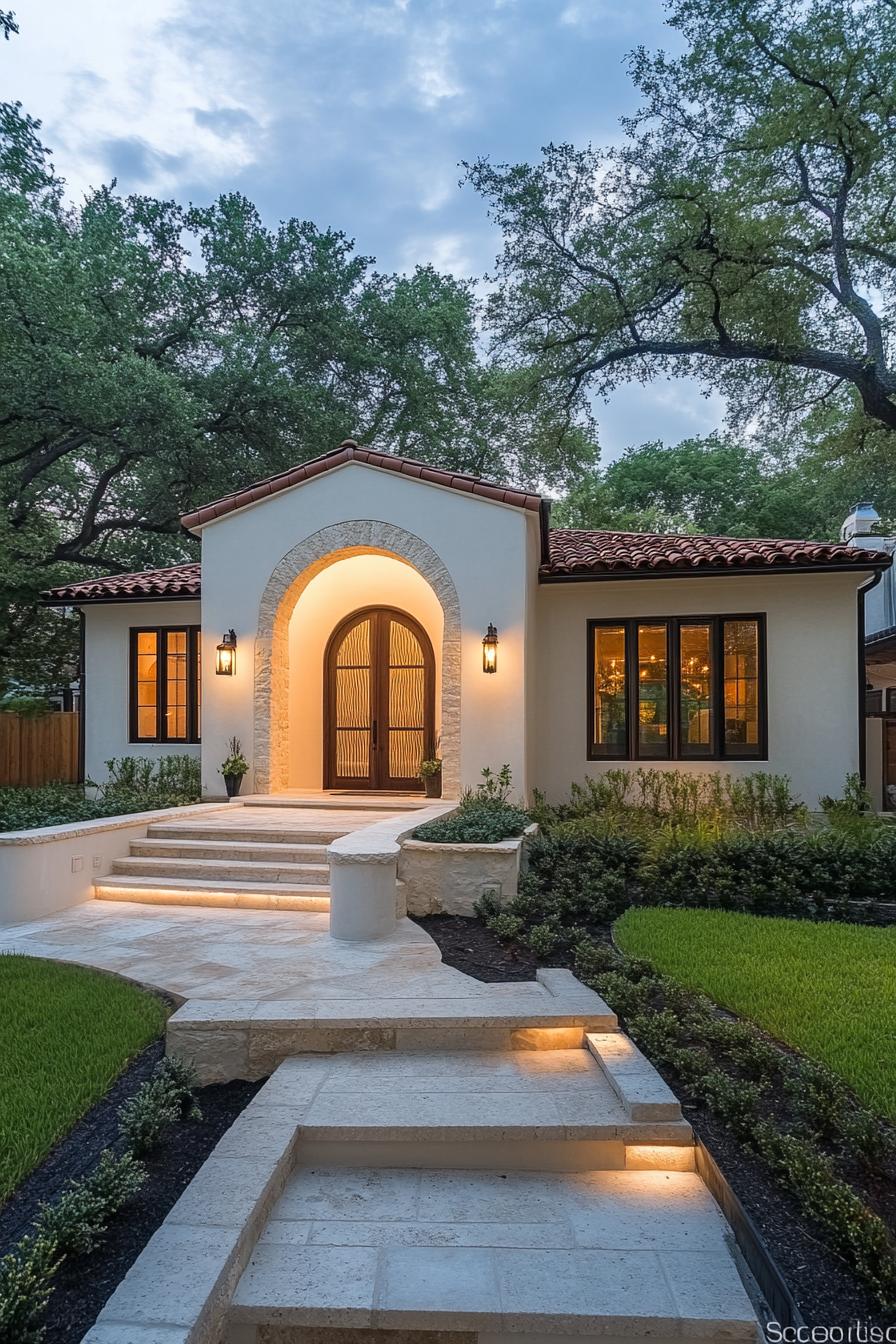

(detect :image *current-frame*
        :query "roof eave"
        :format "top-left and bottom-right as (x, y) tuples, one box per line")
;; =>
(180, 441), (543, 532)
(41, 591), (201, 607)
(538, 559), (892, 583)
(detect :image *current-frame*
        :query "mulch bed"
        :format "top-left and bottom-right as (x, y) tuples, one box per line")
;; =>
(0, 1038), (262, 1344)
(415, 912), (888, 1328)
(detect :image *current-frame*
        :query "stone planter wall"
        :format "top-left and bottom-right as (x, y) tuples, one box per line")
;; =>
(399, 823), (537, 917)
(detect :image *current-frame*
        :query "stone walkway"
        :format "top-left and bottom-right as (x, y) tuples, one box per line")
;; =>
(0, 800), (762, 1343)
(0, 900), (467, 1001)
(83, 1018), (761, 1344)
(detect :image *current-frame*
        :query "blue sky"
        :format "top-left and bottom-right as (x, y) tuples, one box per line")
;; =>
(8, 0), (723, 462)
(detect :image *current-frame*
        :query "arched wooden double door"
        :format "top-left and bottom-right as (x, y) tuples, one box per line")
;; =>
(324, 607), (435, 791)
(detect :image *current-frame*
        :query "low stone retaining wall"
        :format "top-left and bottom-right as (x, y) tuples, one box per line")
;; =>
(398, 822), (537, 916)
(0, 802), (219, 924)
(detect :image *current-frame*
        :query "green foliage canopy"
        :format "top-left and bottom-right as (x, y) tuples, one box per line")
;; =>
(0, 99), (593, 691)
(468, 0), (896, 443)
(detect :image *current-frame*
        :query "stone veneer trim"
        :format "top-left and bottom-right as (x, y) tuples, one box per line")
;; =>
(253, 522), (462, 797)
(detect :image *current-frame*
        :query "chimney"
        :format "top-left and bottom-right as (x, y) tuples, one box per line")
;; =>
(840, 502), (881, 543)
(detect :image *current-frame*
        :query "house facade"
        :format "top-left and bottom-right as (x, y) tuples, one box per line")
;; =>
(45, 441), (891, 805)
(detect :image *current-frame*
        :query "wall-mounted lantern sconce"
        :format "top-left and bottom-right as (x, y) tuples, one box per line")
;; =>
(215, 629), (237, 675)
(482, 623), (498, 674)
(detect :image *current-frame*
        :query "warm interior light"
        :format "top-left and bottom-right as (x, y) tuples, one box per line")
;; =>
(216, 629), (237, 675)
(482, 623), (498, 673)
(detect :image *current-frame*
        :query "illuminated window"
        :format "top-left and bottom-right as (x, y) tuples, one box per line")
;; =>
(637, 624), (669, 758)
(724, 619), (761, 756)
(679, 624), (713, 757)
(130, 627), (200, 743)
(591, 624), (627, 756)
(587, 616), (764, 760)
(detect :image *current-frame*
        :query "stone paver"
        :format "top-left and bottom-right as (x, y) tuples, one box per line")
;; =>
(231, 1166), (757, 1337)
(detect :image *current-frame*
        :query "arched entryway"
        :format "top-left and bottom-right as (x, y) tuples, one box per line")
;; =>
(253, 520), (461, 797)
(324, 607), (435, 791)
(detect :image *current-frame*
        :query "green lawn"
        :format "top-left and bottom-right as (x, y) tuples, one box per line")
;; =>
(614, 908), (896, 1119)
(1, 954), (170, 1199)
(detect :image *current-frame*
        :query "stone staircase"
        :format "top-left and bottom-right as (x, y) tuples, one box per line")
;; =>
(227, 1044), (755, 1343)
(93, 802), (414, 912)
(85, 972), (762, 1344)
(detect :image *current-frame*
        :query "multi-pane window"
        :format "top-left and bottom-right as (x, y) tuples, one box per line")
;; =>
(130, 627), (201, 743)
(587, 616), (765, 761)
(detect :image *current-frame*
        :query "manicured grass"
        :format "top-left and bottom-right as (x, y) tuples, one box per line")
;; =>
(614, 908), (896, 1119)
(0, 954), (169, 1199)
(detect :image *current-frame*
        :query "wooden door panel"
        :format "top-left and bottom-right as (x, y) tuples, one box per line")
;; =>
(383, 616), (428, 789)
(325, 607), (434, 791)
(329, 613), (374, 788)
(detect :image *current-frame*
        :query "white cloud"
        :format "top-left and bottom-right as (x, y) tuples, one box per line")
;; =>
(6, 0), (267, 199)
(398, 231), (474, 277)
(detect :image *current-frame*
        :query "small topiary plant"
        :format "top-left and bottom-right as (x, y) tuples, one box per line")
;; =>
(118, 1055), (201, 1155)
(0, 1235), (60, 1344)
(34, 1151), (146, 1257)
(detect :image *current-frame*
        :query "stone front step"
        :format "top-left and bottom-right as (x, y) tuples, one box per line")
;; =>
(241, 794), (428, 812)
(110, 855), (330, 885)
(146, 822), (349, 845)
(229, 1165), (757, 1341)
(166, 971), (622, 1083)
(253, 1047), (691, 1153)
(130, 837), (330, 863)
(85, 999), (760, 1344)
(93, 874), (330, 911)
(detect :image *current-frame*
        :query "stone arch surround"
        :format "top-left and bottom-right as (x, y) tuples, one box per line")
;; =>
(254, 521), (462, 797)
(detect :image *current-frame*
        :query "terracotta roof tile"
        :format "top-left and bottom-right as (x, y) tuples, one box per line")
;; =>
(43, 563), (201, 604)
(542, 529), (892, 578)
(181, 440), (543, 530)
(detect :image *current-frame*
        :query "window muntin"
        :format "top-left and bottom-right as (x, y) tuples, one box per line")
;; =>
(591, 624), (627, 756)
(130, 627), (200, 743)
(587, 616), (765, 761)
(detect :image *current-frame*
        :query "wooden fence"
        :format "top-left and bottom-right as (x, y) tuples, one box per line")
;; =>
(0, 712), (80, 787)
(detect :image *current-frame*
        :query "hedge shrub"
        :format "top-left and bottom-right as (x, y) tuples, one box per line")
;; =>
(0, 756), (201, 832)
(478, 820), (896, 950)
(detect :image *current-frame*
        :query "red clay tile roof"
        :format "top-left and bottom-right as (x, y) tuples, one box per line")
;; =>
(180, 440), (543, 530)
(43, 563), (201, 604)
(542, 529), (892, 579)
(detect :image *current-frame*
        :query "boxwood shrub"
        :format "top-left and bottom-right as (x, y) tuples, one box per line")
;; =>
(413, 800), (529, 844)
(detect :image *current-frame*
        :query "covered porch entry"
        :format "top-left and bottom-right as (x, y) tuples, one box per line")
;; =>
(284, 552), (443, 795)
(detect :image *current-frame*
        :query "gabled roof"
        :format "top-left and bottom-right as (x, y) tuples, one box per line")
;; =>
(180, 440), (543, 531)
(541, 529), (892, 580)
(43, 563), (201, 605)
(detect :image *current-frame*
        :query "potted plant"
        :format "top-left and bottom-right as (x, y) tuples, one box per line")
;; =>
(219, 736), (249, 798)
(419, 736), (442, 798)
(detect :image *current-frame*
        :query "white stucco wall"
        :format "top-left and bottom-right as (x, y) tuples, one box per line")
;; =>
(82, 600), (202, 784)
(196, 462), (539, 797)
(533, 570), (867, 808)
(286, 553), (444, 789)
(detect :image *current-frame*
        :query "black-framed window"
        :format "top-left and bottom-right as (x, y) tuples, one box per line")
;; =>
(129, 626), (201, 743)
(587, 615), (766, 761)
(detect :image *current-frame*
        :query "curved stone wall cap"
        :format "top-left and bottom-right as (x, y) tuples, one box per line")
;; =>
(327, 802), (458, 865)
